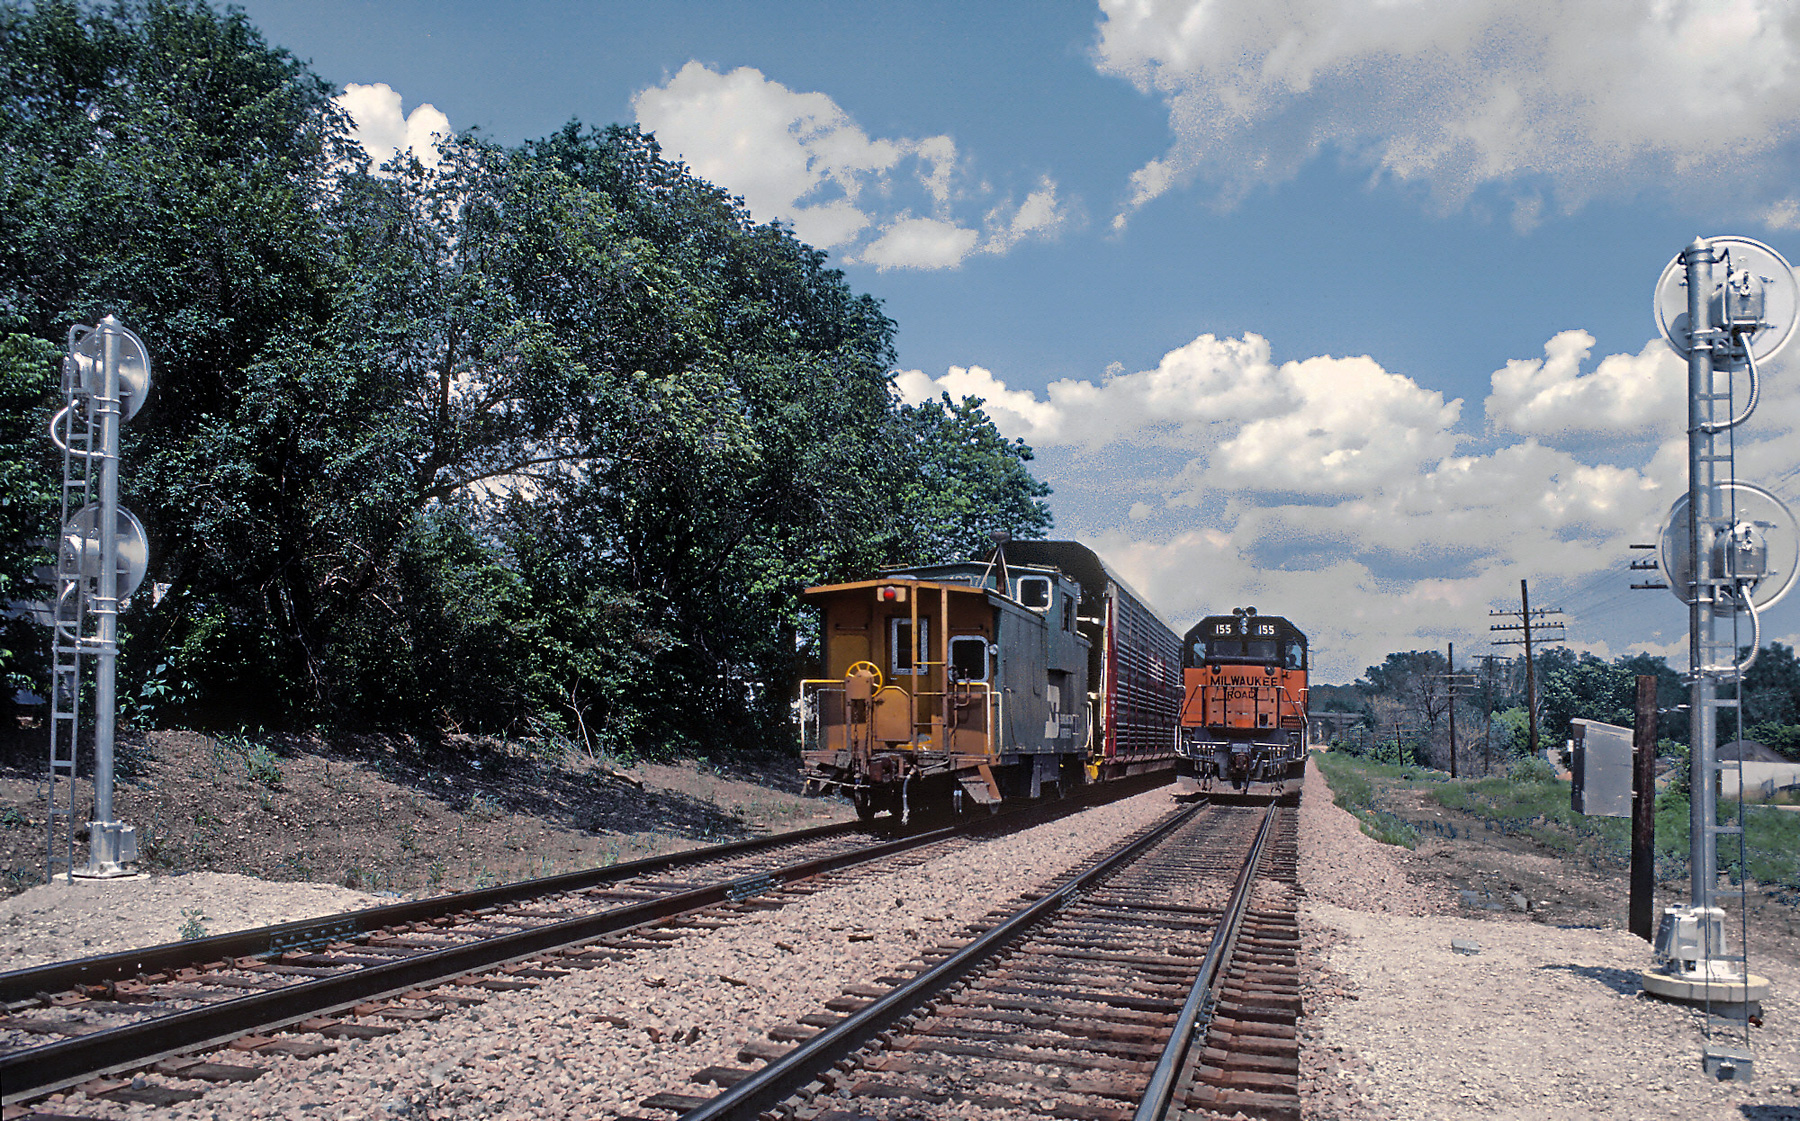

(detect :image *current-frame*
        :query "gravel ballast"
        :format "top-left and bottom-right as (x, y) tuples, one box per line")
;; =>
(9, 771), (1799, 1119)
(24, 790), (1182, 1119)
(1298, 755), (1800, 1121)
(1, 872), (385, 971)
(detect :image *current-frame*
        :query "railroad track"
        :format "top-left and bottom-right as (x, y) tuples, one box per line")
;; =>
(0, 818), (970, 1111)
(642, 791), (1303, 1121)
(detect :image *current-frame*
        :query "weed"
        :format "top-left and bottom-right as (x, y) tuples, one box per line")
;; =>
(245, 744), (283, 788)
(0, 807), (25, 829)
(178, 908), (207, 941)
(427, 861), (445, 889)
(467, 793), (504, 822)
(398, 822), (419, 853)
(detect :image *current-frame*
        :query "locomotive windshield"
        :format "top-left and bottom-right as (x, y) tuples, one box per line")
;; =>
(1195, 634), (1306, 669)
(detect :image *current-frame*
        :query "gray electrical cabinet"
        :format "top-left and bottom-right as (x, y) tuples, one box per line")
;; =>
(1570, 718), (1634, 817)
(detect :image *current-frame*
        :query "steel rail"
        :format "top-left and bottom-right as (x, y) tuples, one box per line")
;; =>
(0, 823), (960, 1106)
(676, 799), (1210, 1121)
(0, 819), (861, 1005)
(1132, 803), (1278, 1120)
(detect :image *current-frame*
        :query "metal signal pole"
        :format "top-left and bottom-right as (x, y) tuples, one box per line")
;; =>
(1640, 234), (1800, 1072)
(47, 317), (152, 880)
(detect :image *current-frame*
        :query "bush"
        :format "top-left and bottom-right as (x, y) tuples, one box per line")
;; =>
(1507, 755), (1560, 784)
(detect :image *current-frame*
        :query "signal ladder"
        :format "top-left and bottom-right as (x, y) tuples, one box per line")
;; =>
(45, 337), (96, 883)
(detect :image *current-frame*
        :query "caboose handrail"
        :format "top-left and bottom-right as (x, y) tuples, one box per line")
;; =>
(909, 680), (996, 756)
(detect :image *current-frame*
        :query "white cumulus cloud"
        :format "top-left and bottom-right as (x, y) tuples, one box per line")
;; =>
(1485, 331), (1685, 441)
(335, 82), (449, 171)
(862, 217), (983, 271)
(633, 63), (1070, 268)
(899, 331), (1459, 496)
(1094, 0), (1800, 225)
(904, 326), (1800, 679)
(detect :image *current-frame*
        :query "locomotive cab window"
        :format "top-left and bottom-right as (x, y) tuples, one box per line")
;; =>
(1283, 641), (1306, 670)
(949, 636), (989, 682)
(1016, 576), (1052, 610)
(889, 617), (929, 676)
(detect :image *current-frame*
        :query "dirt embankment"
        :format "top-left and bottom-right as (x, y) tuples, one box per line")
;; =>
(0, 729), (850, 901)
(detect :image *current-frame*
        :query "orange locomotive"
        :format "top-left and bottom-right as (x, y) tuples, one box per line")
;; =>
(1175, 608), (1309, 791)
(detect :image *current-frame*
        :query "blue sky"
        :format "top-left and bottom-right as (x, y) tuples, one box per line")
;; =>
(236, 0), (1800, 683)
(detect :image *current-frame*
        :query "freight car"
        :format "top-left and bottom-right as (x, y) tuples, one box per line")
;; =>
(1175, 608), (1309, 792)
(797, 540), (1182, 821)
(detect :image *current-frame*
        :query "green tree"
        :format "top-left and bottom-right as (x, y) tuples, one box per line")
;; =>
(0, 331), (58, 704)
(1537, 648), (1635, 744)
(0, 5), (1056, 751)
(1, 0), (355, 723)
(894, 394), (1052, 564)
(0, 332), (56, 599)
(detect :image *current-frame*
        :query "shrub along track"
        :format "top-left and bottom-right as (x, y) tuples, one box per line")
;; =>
(640, 791), (1303, 1121)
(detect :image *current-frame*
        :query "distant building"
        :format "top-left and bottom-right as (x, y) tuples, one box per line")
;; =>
(1718, 739), (1786, 763)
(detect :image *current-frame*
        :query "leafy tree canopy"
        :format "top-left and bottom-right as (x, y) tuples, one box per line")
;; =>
(0, 1), (1054, 753)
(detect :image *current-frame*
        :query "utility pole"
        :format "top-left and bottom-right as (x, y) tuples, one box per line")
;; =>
(1448, 643), (1456, 777)
(1522, 582), (1537, 758)
(1426, 643), (1476, 777)
(1490, 579), (1565, 759)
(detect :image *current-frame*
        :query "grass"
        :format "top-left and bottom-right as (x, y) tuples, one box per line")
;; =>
(1315, 750), (1800, 896)
(1313, 751), (1423, 848)
(1426, 770), (1640, 865)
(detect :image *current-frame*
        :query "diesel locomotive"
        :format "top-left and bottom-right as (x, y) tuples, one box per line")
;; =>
(797, 540), (1182, 821)
(1175, 608), (1309, 792)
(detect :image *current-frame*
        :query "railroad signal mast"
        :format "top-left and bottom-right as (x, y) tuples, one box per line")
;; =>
(1645, 237), (1800, 1077)
(45, 316), (153, 881)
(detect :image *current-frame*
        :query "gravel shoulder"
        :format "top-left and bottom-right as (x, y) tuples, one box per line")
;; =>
(1298, 753), (1800, 1121)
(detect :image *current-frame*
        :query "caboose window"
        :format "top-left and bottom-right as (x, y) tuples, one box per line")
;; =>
(1016, 576), (1052, 610)
(949, 636), (989, 682)
(889, 617), (929, 675)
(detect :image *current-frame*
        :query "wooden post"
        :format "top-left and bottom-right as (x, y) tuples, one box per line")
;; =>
(1522, 579), (1539, 759)
(1447, 642), (1458, 778)
(1631, 674), (1658, 942)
